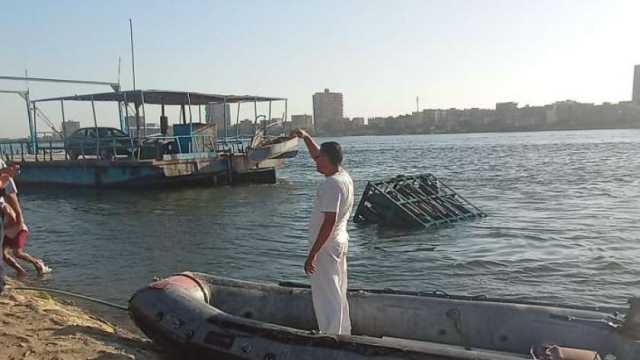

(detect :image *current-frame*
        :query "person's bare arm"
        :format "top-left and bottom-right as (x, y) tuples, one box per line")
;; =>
(4, 193), (24, 226)
(305, 212), (337, 275)
(0, 164), (19, 177)
(290, 129), (320, 162)
(0, 174), (10, 188)
(2, 202), (17, 224)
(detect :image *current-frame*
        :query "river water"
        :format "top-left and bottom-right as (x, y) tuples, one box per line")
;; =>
(14, 129), (640, 323)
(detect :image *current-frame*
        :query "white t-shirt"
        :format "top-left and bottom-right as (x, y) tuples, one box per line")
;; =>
(308, 168), (354, 245)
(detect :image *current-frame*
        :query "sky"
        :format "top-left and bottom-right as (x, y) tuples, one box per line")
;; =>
(1, 0), (640, 137)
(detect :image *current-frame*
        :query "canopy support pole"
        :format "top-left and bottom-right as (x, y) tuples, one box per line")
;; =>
(187, 93), (193, 124)
(223, 98), (228, 139)
(60, 100), (68, 159)
(284, 99), (288, 133)
(123, 92), (130, 135)
(253, 98), (257, 126)
(24, 91), (36, 154)
(117, 100), (125, 133)
(135, 104), (141, 143)
(91, 96), (99, 159)
(236, 102), (241, 138)
(32, 102), (38, 157)
(141, 90), (147, 138)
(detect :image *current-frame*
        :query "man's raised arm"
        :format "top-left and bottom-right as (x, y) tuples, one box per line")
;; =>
(290, 129), (320, 163)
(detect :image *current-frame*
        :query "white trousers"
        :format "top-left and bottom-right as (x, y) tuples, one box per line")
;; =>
(310, 240), (351, 335)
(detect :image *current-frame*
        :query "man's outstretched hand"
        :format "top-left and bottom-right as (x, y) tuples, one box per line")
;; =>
(289, 128), (308, 139)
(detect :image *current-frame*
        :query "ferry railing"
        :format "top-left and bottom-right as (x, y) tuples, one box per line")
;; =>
(0, 134), (224, 163)
(1, 141), (49, 163)
(132, 134), (218, 159)
(215, 137), (248, 154)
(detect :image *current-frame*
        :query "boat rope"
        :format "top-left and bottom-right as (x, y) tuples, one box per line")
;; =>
(8, 286), (129, 311)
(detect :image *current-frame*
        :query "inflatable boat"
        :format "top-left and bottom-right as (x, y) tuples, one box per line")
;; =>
(129, 272), (640, 359)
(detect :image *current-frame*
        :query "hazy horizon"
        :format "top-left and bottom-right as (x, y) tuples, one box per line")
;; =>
(2, 0), (640, 137)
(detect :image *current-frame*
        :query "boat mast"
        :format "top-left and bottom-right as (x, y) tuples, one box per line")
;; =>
(129, 19), (137, 91)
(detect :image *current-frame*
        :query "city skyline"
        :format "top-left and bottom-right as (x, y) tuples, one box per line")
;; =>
(290, 86), (640, 138)
(2, 1), (640, 137)
(297, 62), (640, 136)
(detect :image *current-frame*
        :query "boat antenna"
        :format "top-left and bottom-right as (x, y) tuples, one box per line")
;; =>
(129, 18), (136, 90)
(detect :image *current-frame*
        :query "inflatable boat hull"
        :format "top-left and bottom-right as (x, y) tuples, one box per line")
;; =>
(129, 273), (640, 359)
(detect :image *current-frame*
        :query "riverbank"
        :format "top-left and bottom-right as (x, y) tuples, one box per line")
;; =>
(0, 278), (162, 360)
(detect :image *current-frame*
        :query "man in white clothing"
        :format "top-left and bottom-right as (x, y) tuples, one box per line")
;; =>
(290, 129), (354, 335)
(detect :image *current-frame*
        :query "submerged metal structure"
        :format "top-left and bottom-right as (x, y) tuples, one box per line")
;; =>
(353, 174), (485, 228)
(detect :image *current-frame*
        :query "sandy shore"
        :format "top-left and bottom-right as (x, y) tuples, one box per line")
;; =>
(0, 278), (163, 360)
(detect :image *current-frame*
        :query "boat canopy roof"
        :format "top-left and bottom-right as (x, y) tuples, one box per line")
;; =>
(33, 90), (286, 105)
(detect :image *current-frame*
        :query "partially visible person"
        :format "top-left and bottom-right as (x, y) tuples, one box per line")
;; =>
(2, 198), (50, 277)
(0, 161), (50, 277)
(0, 174), (6, 294)
(0, 163), (20, 293)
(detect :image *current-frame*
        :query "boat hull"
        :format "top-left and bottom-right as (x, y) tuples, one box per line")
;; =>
(13, 156), (278, 188)
(247, 137), (299, 162)
(129, 273), (639, 360)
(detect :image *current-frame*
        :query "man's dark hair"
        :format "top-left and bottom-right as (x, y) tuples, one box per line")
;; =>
(320, 141), (343, 167)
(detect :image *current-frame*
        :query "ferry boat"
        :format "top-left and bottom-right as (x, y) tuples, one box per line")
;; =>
(0, 90), (298, 187)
